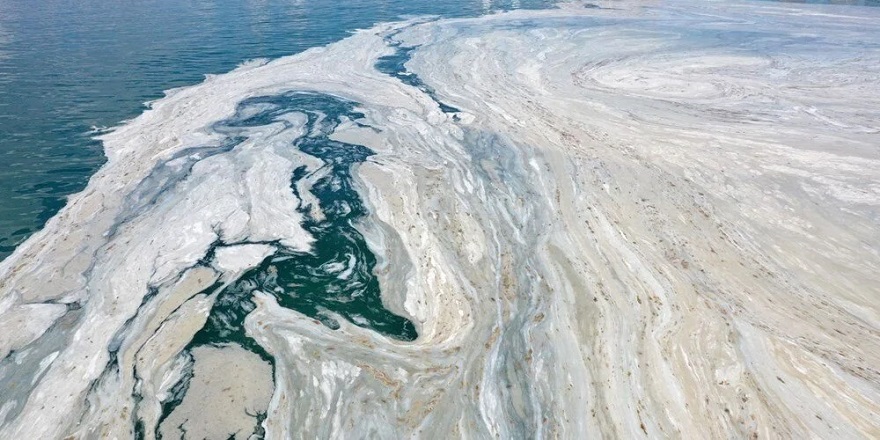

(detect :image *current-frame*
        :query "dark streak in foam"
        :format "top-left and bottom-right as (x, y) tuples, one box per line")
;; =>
(108, 141), (241, 240)
(106, 286), (161, 367)
(376, 34), (461, 114)
(461, 130), (551, 433)
(153, 350), (195, 438)
(0, 307), (82, 427)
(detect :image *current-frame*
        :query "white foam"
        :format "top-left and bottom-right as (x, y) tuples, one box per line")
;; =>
(1, 1), (879, 438)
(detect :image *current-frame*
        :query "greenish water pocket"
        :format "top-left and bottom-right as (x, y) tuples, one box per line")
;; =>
(151, 93), (416, 438)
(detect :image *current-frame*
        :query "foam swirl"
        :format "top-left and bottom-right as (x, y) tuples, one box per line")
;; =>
(1, 1), (879, 438)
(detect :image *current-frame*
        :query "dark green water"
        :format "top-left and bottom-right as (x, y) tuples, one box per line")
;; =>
(197, 93), (417, 343)
(148, 93), (417, 437)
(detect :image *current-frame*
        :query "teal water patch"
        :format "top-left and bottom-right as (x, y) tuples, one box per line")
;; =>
(150, 93), (415, 438)
(199, 93), (417, 343)
(375, 41), (461, 113)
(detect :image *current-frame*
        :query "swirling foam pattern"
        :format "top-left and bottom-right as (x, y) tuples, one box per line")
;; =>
(1, 1), (879, 438)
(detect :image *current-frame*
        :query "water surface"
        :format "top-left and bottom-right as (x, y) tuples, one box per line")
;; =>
(0, 0), (555, 260)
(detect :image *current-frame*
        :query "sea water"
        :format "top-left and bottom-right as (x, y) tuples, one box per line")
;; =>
(0, 0), (557, 260)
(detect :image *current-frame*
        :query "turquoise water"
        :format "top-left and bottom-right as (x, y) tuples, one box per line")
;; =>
(0, 0), (558, 260)
(153, 93), (422, 436)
